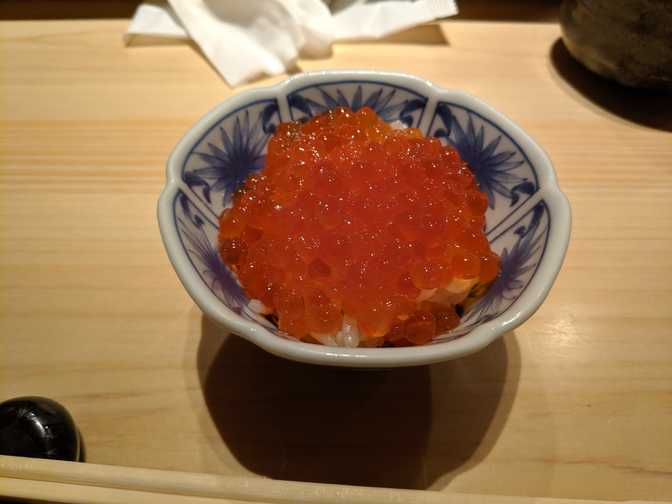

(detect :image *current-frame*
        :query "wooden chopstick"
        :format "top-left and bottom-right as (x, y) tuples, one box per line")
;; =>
(0, 477), (259, 504)
(0, 456), (668, 504)
(0, 455), (446, 504)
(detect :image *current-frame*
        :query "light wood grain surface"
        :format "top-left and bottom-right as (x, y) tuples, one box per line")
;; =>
(1, 4), (672, 502)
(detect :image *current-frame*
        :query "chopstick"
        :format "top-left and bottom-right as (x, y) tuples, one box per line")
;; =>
(0, 456), (667, 504)
(0, 455), (445, 504)
(1, 477), (256, 504)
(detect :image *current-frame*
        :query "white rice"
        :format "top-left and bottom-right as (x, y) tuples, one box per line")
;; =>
(248, 299), (271, 314)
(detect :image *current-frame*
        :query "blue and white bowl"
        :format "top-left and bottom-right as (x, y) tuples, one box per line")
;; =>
(158, 71), (571, 368)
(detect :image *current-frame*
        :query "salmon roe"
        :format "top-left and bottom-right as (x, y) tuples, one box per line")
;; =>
(219, 107), (499, 346)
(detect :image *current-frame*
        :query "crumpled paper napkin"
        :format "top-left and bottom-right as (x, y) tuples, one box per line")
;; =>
(126, 0), (458, 85)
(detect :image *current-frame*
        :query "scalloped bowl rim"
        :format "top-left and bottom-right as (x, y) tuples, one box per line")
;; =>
(158, 70), (571, 368)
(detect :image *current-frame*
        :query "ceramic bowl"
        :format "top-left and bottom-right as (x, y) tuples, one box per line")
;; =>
(158, 70), (571, 367)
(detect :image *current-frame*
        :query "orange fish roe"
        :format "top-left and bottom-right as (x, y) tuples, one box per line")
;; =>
(219, 107), (499, 346)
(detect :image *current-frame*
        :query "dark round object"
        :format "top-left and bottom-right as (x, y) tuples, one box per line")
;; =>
(560, 0), (672, 91)
(0, 397), (80, 461)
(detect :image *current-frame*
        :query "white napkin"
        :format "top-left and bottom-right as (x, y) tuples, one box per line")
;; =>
(125, 0), (458, 86)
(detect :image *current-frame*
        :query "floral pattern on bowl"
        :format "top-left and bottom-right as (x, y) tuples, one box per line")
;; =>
(428, 102), (539, 232)
(173, 190), (281, 335)
(288, 81), (428, 127)
(433, 201), (550, 343)
(159, 71), (571, 367)
(181, 99), (281, 218)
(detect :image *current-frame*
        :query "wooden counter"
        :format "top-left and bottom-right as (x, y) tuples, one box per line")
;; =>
(1, 3), (671, 501)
